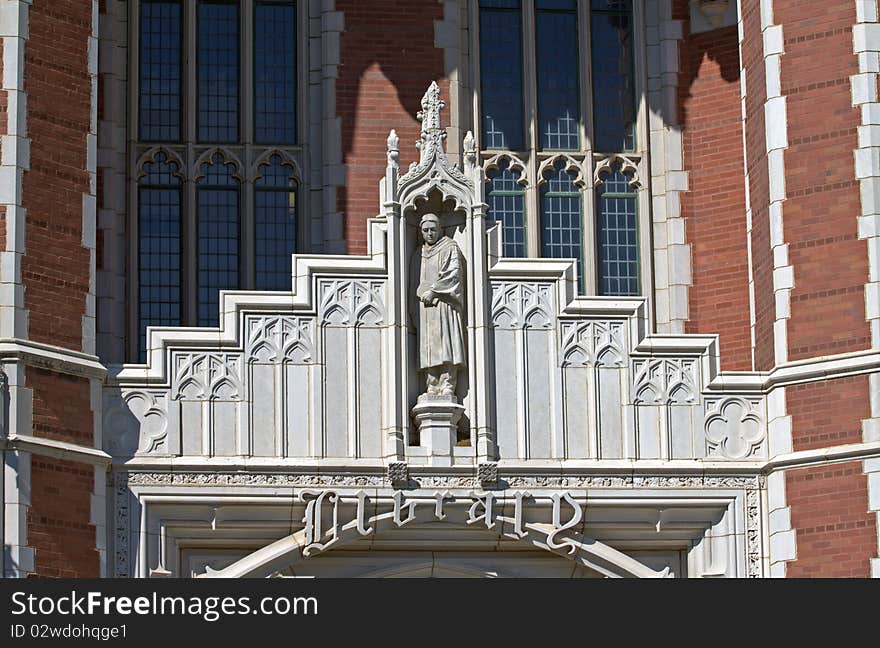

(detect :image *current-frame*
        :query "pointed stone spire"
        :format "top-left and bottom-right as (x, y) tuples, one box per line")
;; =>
(415, 81), (447, 163)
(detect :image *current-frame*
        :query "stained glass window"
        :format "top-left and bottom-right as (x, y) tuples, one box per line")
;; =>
(197, 154), (240, 326)
(255, 156), (298, 290)
(487, 160), (526, 257)
(597, 163), (639, 295)
(138, 152), (182, 360)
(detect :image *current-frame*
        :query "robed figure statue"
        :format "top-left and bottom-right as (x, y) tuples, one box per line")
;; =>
(416, 213), (466, 398)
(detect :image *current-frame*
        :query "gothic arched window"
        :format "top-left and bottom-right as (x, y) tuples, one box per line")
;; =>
(255, 155), (299, 291)
(197, 154), (241, 326)
(137, 152), (183, 359)
(132, 0), (302, 360)
(478, 0), (643, 295)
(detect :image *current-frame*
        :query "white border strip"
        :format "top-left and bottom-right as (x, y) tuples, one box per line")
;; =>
(852, 0), (880, 578)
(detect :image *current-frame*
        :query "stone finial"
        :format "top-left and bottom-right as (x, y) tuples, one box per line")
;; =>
(415, 81), (447, 161)
(463, 130), (477, 173)
(387, 129), (399, 170)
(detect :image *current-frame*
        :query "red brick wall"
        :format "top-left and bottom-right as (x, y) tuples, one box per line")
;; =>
(17, 2), (98, 578)
(785, 461), (877, 577)
(788, 376), (871, 452)
(741, 0), (776, 371)
(26, 368), (98, 577)
(774, 1), (871, 360)
(20, 0), (91, 351)
(678, 12), (752, 371)
(27, 457), (99, 578)
(336, 0), (447, 254)
(28, 369), (93, 446)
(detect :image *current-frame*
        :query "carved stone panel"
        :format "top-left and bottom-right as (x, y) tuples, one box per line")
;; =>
(246, 315), (316, 363)
(319, 279), (386, 326)
(491, 282), (555, 329)
(172, 353), (243, 401)
(704, 397), (765, 460)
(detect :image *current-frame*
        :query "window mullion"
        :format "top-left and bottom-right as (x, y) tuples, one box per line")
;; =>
(242, 0), (254, 145)
(582, 158), (598, 294)
(184, 170), (198, 325)
(183, 1), (198, 325)
(242, 1), (255, 289)
(185, 1), (197, 143)
(523, 0), (540, 258)
(242, 177), (256, 290)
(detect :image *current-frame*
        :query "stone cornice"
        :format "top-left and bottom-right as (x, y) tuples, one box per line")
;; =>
(0, 338), (107, 380)
(1, 433), (111, 467)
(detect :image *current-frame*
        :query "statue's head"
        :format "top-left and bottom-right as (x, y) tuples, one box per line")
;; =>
(419, 213), (441, 246)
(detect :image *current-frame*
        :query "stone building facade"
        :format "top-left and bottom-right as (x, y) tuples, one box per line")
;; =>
(0, 0), (878, 578)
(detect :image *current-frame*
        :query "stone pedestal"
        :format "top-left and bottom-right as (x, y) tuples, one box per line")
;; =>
(412, 396), (465, 467)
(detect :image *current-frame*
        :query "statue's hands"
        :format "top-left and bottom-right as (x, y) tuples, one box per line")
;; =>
(421, 290), (438, 306)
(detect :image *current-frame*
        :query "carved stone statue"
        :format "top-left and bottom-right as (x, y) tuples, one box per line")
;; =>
(416, 213), (466, 398)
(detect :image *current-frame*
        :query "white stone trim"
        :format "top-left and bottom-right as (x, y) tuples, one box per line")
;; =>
(0, 0), (30, 341)
(759, 1), (792, 367)
(765, 440), (880, 472)
(0, 433), (111, 467)
(735, 0), (758, 369)
(853, 0), (880, 577)
(311, 0), (345, 253)
(646, 0), (691, 334)
(96, 0), (129, 364)
(746, 0), (795, 579)
(0, 0), (31, 578)
(0, 338), (107, 379)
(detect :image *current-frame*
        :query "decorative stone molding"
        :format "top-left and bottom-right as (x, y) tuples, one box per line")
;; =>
(191, 147), (246, 182)
(559, 320), (626, 367)
(632, 358), (698, 405)
(245, 316), (315, 364)
(250, 148), (302, 184)
(387, 462), (409, 488)
(536, 154), (588, 188)
(477, 462), (498, 487)
(482, 152), (529, 185)
(172, 353), (243, 401)
(491, 282), (555, 329)
(318, 279), (386, 326)
(593, 154), (641, 188)
(705, 397), (765, 460)
(135, 147), (186, 181)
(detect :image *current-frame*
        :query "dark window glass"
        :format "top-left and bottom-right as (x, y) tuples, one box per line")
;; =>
(139, 1), (182, 141)
(254, 1), (297, 143)
(536, 0), (579, 150)
(138, 152), (182, 361)
(591, 0), (635, 151)
(541, 161), (583, 288)
(197, 154), (240, 326)
(479, 0), (524, 150)
(198, 1), (240, 142)
(255, 155), (298, 290)
(487, 160), (526, 257)
(597, 163), (639, 295)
